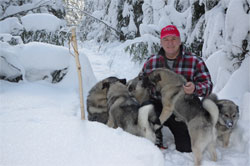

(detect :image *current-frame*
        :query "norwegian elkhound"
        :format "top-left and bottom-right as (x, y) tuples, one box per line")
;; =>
(141, 68), (219, 166)
(174, 95), (219, 166)
(87, 76), (126, 124)
(208, 94), (240, 147)
(127, 76), (164, 147)
(141, 68), (187, 125)
(127, 75), (150, 105)
(102, 81), (160, 143)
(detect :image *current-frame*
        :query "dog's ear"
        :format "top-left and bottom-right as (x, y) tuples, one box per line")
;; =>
(141, 75), (150, 88)
(236, 105), (239, 113)
(153, 74), (161, 82)
(102, 82), (110, 89)
(138, 72), (146, 80)
(119, 78), (127, 85)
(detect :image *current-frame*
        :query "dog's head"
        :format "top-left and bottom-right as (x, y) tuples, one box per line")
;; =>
(102, 77), (126, 90)
(217, 100), (239, 129)
(127, 76), (150, 104)
(127, 77), (139, 93)
(140, 72), (161, 89)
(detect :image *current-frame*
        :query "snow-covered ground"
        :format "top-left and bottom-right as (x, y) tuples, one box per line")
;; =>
(0, 41), (249, 166)
(0, 42), (164, 166)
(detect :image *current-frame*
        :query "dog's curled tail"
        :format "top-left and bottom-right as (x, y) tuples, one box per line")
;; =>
(206, 93), (218, 102)
(138, 104), (157, 143)
(202, 98), (219, 125)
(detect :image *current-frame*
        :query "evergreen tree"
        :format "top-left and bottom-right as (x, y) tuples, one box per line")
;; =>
(79, 0), (249, 68)
(0, 0), (67, 46)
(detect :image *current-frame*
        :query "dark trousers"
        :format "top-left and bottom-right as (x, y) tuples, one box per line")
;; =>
(151, 98), (192, 152)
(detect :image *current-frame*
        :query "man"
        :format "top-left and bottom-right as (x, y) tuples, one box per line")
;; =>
(141, 25), (213, 152)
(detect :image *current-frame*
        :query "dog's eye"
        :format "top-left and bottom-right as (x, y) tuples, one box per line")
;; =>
(224, 114), (229, 118)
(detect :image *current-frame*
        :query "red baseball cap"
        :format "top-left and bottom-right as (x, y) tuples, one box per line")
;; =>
(160, 25), (180, 39)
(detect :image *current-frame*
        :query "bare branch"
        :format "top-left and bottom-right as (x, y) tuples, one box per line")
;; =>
(66, 2), (125, 41)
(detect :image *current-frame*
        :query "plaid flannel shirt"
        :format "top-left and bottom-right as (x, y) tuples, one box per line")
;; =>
(142, 46), (213, 98)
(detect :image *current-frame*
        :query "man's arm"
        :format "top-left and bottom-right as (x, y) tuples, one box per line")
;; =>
(193, 60), (213, 97)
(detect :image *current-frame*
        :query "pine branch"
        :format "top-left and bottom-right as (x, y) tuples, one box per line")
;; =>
(66, 2), (125, 41)
(0, 56), (21, 72)
(0, 0), (51, 21)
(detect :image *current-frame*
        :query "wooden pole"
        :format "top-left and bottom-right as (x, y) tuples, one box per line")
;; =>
(70, 27), (85, 120)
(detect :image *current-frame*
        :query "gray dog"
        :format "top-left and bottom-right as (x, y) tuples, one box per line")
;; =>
(208, 94), (240, 147)
(174, 95), (219, 166)
(103, 81), (159, 143)
(87, 76), (126, 124)
(141, 68), (187, 125)
(141, 69), (219, 166)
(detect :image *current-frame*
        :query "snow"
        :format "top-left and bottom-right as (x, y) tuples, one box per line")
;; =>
(206, 50), (232, 92)
(0, 42), (164, 166)
(21, 13), (64, 32)
(1, 39), (250, 166)
(0, 55), (22, 79)
(2, 1), (45, 19)
(17, 42), (69, 70)
(0, 33), (23, 44)
(225, 0), (250, 56)
(1, 0), (250, 165)
(202, 6), (225, 58)
(0, 81), (163, 166)
(217, 56), (250, 103)
(0, 17), (23, 34)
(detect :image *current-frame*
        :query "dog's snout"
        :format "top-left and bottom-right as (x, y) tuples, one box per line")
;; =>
(226, 121), (233, 128)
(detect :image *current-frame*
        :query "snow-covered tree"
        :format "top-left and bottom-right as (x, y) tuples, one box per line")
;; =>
(80, 0), (249, 69)
(79, 0), (143, 42)
(0, 0), (67, 46)
(0, 0), (68, 82)
(1, 0), (249, 83)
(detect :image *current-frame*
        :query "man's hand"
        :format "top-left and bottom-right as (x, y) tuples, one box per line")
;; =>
(183, 82), (195, 94)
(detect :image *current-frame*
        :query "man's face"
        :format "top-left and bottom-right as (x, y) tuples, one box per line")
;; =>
(160, 35), (181, 58)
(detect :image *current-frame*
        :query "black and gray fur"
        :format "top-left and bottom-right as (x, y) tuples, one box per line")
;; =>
(141, 68), (187, 125)
(103, 81), (159, 143)
(207, 94), (239, 147)
(174, 95), (219, 166)
(141, 69), (219, 166)
(127, 75), (150, 104)
(87, 76), (126, 124)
